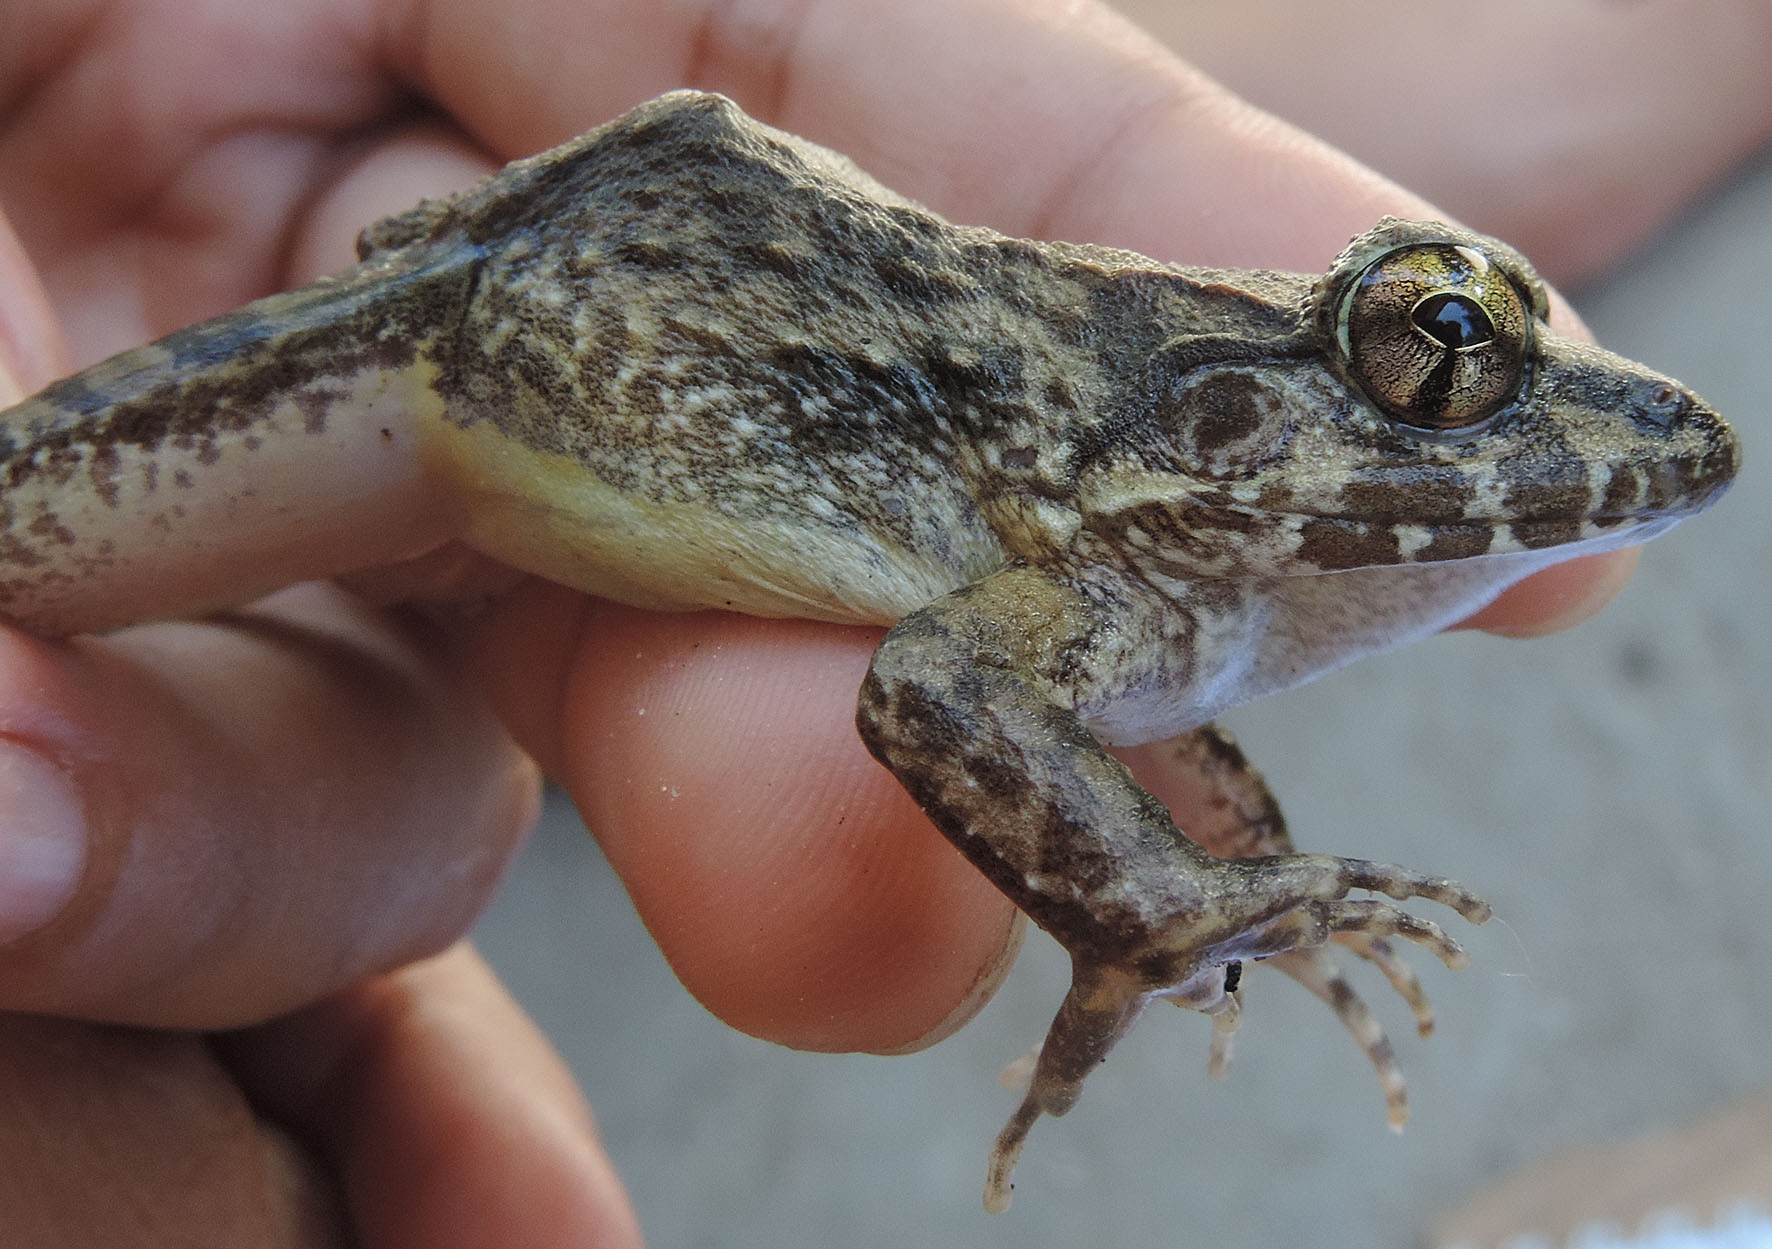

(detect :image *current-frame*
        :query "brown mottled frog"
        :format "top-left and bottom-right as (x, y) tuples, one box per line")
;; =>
(0, 91), (1738, 1211)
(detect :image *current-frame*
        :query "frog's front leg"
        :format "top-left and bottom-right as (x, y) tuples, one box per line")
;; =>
(854, 565), (1491, 1212)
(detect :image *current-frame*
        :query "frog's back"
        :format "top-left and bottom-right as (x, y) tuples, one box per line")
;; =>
(405, 92), (1282, 623)
(391, 92), (1026, 621)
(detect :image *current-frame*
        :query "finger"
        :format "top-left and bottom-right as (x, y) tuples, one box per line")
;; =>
(1453, 546), (1643, 637)
(219, 945), (644, 1249)
(0, 583), (540, 1027)
(398, 0), (1420, 257)
(0, 1014), (345, 1246)
(465, 589), (1022, 1055)
(1149, 0), (1772, 285)
(0, 0), (402, 354)
(0, 211), (68, 396)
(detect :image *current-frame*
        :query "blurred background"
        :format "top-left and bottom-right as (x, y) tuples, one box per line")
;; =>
(476, 4), (1772, 1245)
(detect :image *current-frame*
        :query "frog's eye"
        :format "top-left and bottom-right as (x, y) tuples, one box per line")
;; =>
(1337, 242), (1531, 435)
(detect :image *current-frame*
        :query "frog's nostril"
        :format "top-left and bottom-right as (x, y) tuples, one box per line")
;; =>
(1633, 378), (1687, 431)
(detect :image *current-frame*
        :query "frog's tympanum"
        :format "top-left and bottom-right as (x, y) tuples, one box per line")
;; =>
(0, 93), (1738, 1210)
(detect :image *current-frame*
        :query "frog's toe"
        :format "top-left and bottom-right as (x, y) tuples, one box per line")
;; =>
(1269, 948), (1410, 1128)
(1233, 895), (1471, 969)
(1285, 853), (1494, 924)
(1336, 932), (1435, 1037)
(981, 963), (1160, 1213)
(1203, 977), (1244, 1082)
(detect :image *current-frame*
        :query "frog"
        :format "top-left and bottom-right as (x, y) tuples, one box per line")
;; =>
(0, 90), (1738, 1211)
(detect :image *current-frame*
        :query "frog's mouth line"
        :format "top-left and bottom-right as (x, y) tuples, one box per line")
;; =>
(1231, 504), (1689, 536)
(1252, 512), (1678, 576)
(1238, 429), (1738, 533)
(1217, 508), (1682, 573)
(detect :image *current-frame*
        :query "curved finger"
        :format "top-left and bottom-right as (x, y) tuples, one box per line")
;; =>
(1336, 932), (1435, 1037)
(1267, 948), (1410, 1129)
(219, 945), (643, 1249)
(468, 589), (1022, 1056)
(0, 583), (539, 1028)
(0, 1014), (345, 1245)
(1288, 855), (1494, 924)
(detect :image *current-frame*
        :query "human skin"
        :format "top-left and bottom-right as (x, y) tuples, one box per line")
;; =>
(0, 0), (1690, 1241)
(1116, 0), (1772, 287)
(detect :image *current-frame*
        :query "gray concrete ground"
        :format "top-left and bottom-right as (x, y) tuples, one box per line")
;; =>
(473, 130), (1772, 1249)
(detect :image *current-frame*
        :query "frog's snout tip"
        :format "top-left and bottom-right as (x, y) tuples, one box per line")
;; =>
(1681, 417), (1739, 515)
(1641, 383), (1740, 516)
(1692, 439), (1740, 511)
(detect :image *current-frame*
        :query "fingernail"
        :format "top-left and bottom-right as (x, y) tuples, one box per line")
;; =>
(0, 743), (87, 943)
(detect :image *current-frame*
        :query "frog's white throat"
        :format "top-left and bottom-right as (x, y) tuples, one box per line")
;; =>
(1086, 520), (1673, 747)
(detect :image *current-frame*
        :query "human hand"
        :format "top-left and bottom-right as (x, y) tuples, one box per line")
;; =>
(0, 0), (1645, 1240)
(0, 946), (641, 1246)
(1, 208), (637, 1239)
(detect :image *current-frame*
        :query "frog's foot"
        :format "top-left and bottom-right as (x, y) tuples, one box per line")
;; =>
(1190, 860), (1482, 1129)
(984, 961), (1175, 1214)
(1230, 852), (1494, 935)
(1202, 933), (1438, 1128)
(982, 853), (1489, 1212)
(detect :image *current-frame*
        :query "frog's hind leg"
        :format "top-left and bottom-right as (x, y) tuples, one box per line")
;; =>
(1144, 725), (1447, 1126)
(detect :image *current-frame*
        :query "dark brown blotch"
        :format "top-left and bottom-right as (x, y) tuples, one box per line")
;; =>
(1412, 525), (1496, 562)
(610, 238), (685, 272)
(1502, 478), (1593, 521)
(1601, 467), (1643, 515)
(1294, 518), (1404, 570)
(293, 386), (349, 435)
(1337, 468), (1478, 523)
(1188, 374), (1268, 452)
(26, 513), (76, 547)
(88, 446), (122, 508)
(1514, 518), (1585, 549)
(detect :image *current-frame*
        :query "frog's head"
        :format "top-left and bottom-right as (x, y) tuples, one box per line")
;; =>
(1075, 218), (1739, 578)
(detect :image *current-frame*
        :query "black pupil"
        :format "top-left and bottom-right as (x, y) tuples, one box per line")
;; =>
(1411, 291), (1493, 350)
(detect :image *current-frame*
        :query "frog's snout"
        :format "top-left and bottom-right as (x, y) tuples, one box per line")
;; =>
(1656, 435), (1737, 515)
(1635, 384), (1739, 517)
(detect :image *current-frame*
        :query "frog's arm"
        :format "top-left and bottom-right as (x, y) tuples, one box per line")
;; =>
(0, 253), (476, 636)
(854, 563), (1491, 1212)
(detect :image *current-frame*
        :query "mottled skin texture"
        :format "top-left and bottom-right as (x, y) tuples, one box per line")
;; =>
(0, 92), (1740, 1211)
